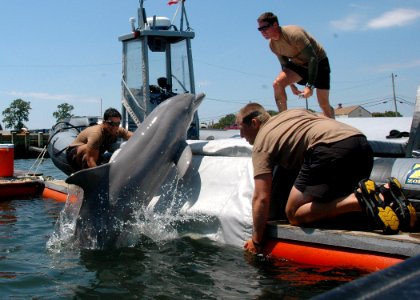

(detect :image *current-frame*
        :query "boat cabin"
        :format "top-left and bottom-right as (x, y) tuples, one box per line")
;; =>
(118, 1), (199, 139)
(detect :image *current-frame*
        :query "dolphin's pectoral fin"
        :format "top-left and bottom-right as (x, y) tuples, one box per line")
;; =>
(174, 142), (193, 178)
(66, 163), (111, 194)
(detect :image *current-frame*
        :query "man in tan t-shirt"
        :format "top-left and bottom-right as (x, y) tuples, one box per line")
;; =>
(257, 12), (334, 118)
(66, 107), (133, 171)
(236, 103), (410, 255)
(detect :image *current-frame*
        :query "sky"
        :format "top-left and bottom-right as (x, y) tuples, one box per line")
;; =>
(0, 0), (420, 129)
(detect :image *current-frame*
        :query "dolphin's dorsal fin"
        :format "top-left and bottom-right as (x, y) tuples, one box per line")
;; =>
(66, 163), (111, 193)
(175, 142), (193, 178)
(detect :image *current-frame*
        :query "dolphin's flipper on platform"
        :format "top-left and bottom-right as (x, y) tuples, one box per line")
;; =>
(175, 142), (193, 178)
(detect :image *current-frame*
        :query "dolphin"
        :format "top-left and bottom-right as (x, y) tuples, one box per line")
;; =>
(65, 93), (205, 249)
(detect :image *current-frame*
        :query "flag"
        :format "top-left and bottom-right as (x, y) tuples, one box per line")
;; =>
(168, 0), (184, 5)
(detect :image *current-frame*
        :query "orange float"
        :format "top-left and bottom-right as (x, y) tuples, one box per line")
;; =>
(265, 238), (403, 272)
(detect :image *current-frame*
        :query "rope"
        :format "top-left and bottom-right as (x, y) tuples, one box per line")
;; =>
(26, 145), (48, 177)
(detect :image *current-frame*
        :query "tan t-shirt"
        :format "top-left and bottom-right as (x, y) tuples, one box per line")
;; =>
(252, 109), (363, 177)
(269, 25), (326, 67)
(69, 124), (131, 153)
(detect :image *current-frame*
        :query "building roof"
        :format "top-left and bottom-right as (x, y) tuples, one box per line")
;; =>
(335, 105), (369, 116)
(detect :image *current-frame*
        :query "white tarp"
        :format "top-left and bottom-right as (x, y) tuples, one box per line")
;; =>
(147, 138), (255, 247)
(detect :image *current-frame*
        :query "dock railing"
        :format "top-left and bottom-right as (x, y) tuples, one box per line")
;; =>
(0, 131), (49, 158)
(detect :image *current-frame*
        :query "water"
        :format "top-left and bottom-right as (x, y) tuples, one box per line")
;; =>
(0, 159), (367, 299)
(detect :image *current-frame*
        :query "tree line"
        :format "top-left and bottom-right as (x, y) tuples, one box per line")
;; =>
(210, 110), (279, 129)
(208, 109), (401, 129)
(1, 99), (74, 131)
(0, 98), (403, 131)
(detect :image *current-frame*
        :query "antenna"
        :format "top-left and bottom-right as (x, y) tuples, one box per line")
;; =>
(391, 73), (398, 116)
(180, 1), (190, 31)
(169, 0), (191, 31)
(138, 0), (147, 29)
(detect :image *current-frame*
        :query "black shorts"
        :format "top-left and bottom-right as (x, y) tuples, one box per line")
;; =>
(294, 135), (373, 202)
(285, 57), (331, 89)
(66, 146), (80, 170)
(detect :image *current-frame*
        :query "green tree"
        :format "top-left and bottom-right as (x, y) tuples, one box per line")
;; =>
(213, 113), (236, 129)
(1, 99), (31, 130)
(53, 103), (74, 121)
(372, 111), (402, 117)
(212, 110), (281, 129)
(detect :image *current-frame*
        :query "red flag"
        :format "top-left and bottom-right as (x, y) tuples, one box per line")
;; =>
(168, 0), (183, 5)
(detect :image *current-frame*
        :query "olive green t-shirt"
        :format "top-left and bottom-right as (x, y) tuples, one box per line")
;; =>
(252, 109), (363, 177)
(269, 25), (326, 67)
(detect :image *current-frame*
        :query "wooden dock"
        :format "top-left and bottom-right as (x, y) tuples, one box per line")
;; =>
(0, 132), (49, 158)
(267, 221), (420, 258)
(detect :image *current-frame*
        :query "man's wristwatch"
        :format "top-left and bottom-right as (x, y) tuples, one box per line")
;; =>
(305, 83), (315, 90)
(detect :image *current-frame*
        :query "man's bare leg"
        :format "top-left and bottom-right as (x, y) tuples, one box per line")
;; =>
(273, 69), (302, 112)
(316, 88), (334, 118)
(285, 186), (361, 226)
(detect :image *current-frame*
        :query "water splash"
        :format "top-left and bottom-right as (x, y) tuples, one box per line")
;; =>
(119, 175), (219, 246)
(46, 184), (84, 252)
(47, 175), (219, 251)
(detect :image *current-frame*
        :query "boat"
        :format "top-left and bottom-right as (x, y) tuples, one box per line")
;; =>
(0, 170), (45, 200)
(47, 116), (100, 176)
(43, 121), (420, 272)
(45, 0), (420, 274)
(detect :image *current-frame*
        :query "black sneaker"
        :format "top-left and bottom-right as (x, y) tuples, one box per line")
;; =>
(354, 179), (399, 234)
(378, 177), (417, 232)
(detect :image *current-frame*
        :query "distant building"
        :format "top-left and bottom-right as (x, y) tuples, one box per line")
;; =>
(334, 104), (372, 118)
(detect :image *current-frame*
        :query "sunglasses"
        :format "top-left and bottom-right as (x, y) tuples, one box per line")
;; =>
(242, 111), (261, 125)
(105, 120), (121, 127)
(257, 24), (272, 32)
